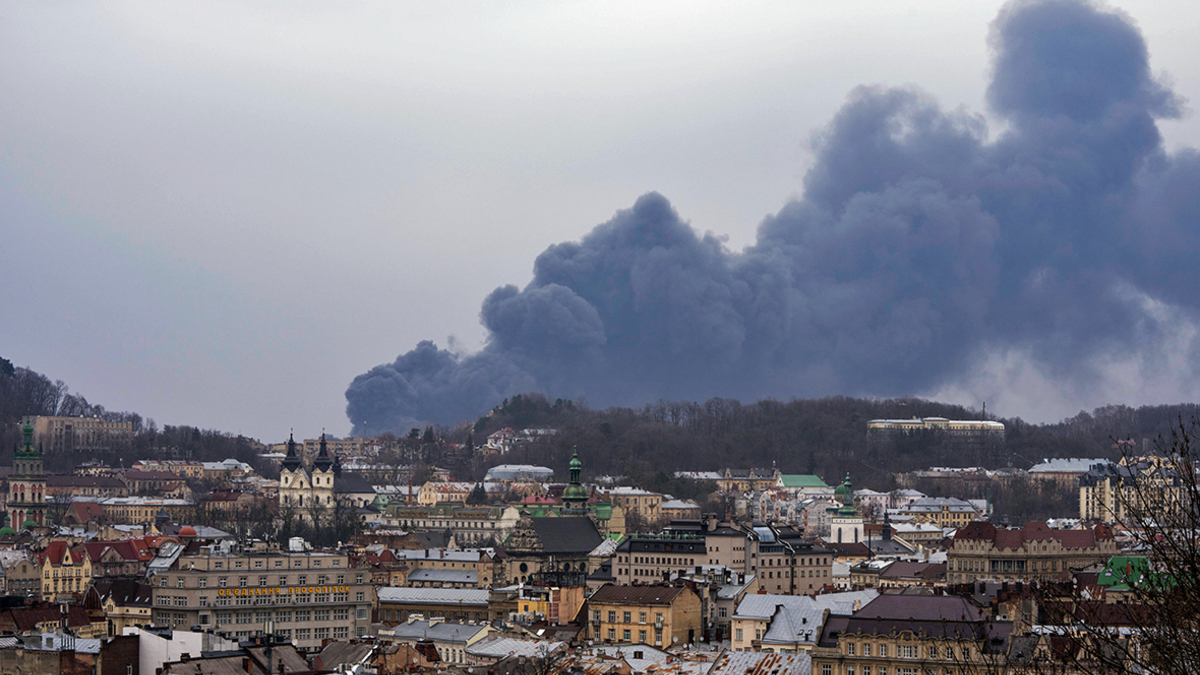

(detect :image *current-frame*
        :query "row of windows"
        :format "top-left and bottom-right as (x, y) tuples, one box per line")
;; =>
(190, 590), (360, 607)
(594, 610), (663, 624)
(209, 608), (367, 624)
(164, 573), (363, 587)
(206, 557), (343, 570)
(604, 628), (662, 643)
(823, 666), (964, 675)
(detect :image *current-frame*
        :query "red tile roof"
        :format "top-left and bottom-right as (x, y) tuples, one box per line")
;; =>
(954, 521), (1103, 551)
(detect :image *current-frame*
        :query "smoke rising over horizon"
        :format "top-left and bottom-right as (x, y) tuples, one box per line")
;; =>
(346, 0), (1200, 434)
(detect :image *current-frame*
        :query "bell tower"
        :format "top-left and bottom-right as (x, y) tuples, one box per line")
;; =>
(10, 417), (46, 529)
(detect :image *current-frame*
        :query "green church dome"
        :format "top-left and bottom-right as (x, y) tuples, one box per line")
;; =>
(21, 519), (38, 530)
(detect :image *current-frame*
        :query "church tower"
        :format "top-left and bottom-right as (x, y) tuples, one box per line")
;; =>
(561, 448), (589, 511)
(831, 473), (863, 545)
(10, 417), (46, 529)
(279, 432), (311, 508)
(310, 433), (336, 509)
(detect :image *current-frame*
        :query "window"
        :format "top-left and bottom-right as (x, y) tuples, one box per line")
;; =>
(277, 611), (292, 623)
(356, 592), (364, 602)
(296, 610), (311, 622)
(214, 562), (223, 569)
(315, 610), (330, 622)
(218, 577), (228, 588)
(176, 578), (184, 588)
(275, 560), (283, 568)
(608, 629), (616, 640)
(821, 666), (831, 675)
(879, 645), (887, 657)
(624, 611), (632, 623)
(608, 611), (616, 623)
(864, 644), (871, 656)
(848, 643), (856, 655)
(639, 630), (646, 642)
(623, 629), (631, 641)
(298, 575), (307, 585)
(356, 608), (368, 620)
(278, 576), (288, 586)
(255, 560), (263, 568)
(239, 577), (248, 587)
(719, 607), (727, 618)
(235, 561), (244, 569)
(200, 596), (209, 607)
(296, 628), (311, 641)
(259, 576), (268, 586)
(736, 629), (743, 641)
(198, 578), (207, 588)
(334, 609), (348, 621)
(333, 626), (349, 639)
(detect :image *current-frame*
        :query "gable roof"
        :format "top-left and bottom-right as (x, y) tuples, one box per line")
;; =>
(46, 475), (126, 488)
(68, 501), (106, 523)
(37, 541), (84, 567)
(588, 584), (687, 606)
(334, 472), (375, 494)
(93, 579), (153, 606)
(528, 517), (601, 554)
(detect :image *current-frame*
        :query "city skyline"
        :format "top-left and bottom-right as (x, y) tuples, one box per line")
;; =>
(3, 1), (1199, 440)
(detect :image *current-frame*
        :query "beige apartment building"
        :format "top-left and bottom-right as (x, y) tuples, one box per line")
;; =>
(586, 584), (702, 648)
(811, 595), (1013, 675)
(947, 521), (1118, 584)
(1079, 459), (1183, 523)
(603, 487), (663, 525)
(416, 482), (472, 505)
(383, 504), (522, 546)
(610, 533), (707, 584)
(33, 416), (133, 452)
(149, 544), (374, 653)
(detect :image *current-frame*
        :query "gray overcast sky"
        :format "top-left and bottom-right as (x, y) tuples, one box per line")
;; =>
(3, 1), (1198, 442)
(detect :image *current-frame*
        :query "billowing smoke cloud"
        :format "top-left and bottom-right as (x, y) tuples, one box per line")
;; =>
(347, 0), (1200, 433)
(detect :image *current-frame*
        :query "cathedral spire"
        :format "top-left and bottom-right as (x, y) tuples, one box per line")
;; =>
(314, 431), (333, 472)
(281, 430), (301, 471)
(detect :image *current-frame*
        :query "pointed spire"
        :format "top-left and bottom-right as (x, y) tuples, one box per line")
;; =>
(282, 429), (301, 471)
(314, 431), (333, 472)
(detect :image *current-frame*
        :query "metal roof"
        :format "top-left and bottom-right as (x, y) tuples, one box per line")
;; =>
(376, 587), (489, 606)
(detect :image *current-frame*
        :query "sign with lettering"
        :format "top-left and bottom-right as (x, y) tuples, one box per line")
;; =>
(216, 585), (349, 596)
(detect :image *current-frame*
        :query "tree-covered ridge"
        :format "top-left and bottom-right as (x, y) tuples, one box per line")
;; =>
(0, 357), (263, 473)
(465, 393), (1200, 488)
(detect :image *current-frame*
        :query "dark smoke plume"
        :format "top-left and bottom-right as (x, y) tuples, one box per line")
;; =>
(347, 0), (1199, 434)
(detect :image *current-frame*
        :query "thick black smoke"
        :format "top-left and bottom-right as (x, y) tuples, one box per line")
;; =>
(347, 0), (1199, 433)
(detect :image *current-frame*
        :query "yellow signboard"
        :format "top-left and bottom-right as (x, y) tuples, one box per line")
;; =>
(217, 585), (349, 597)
